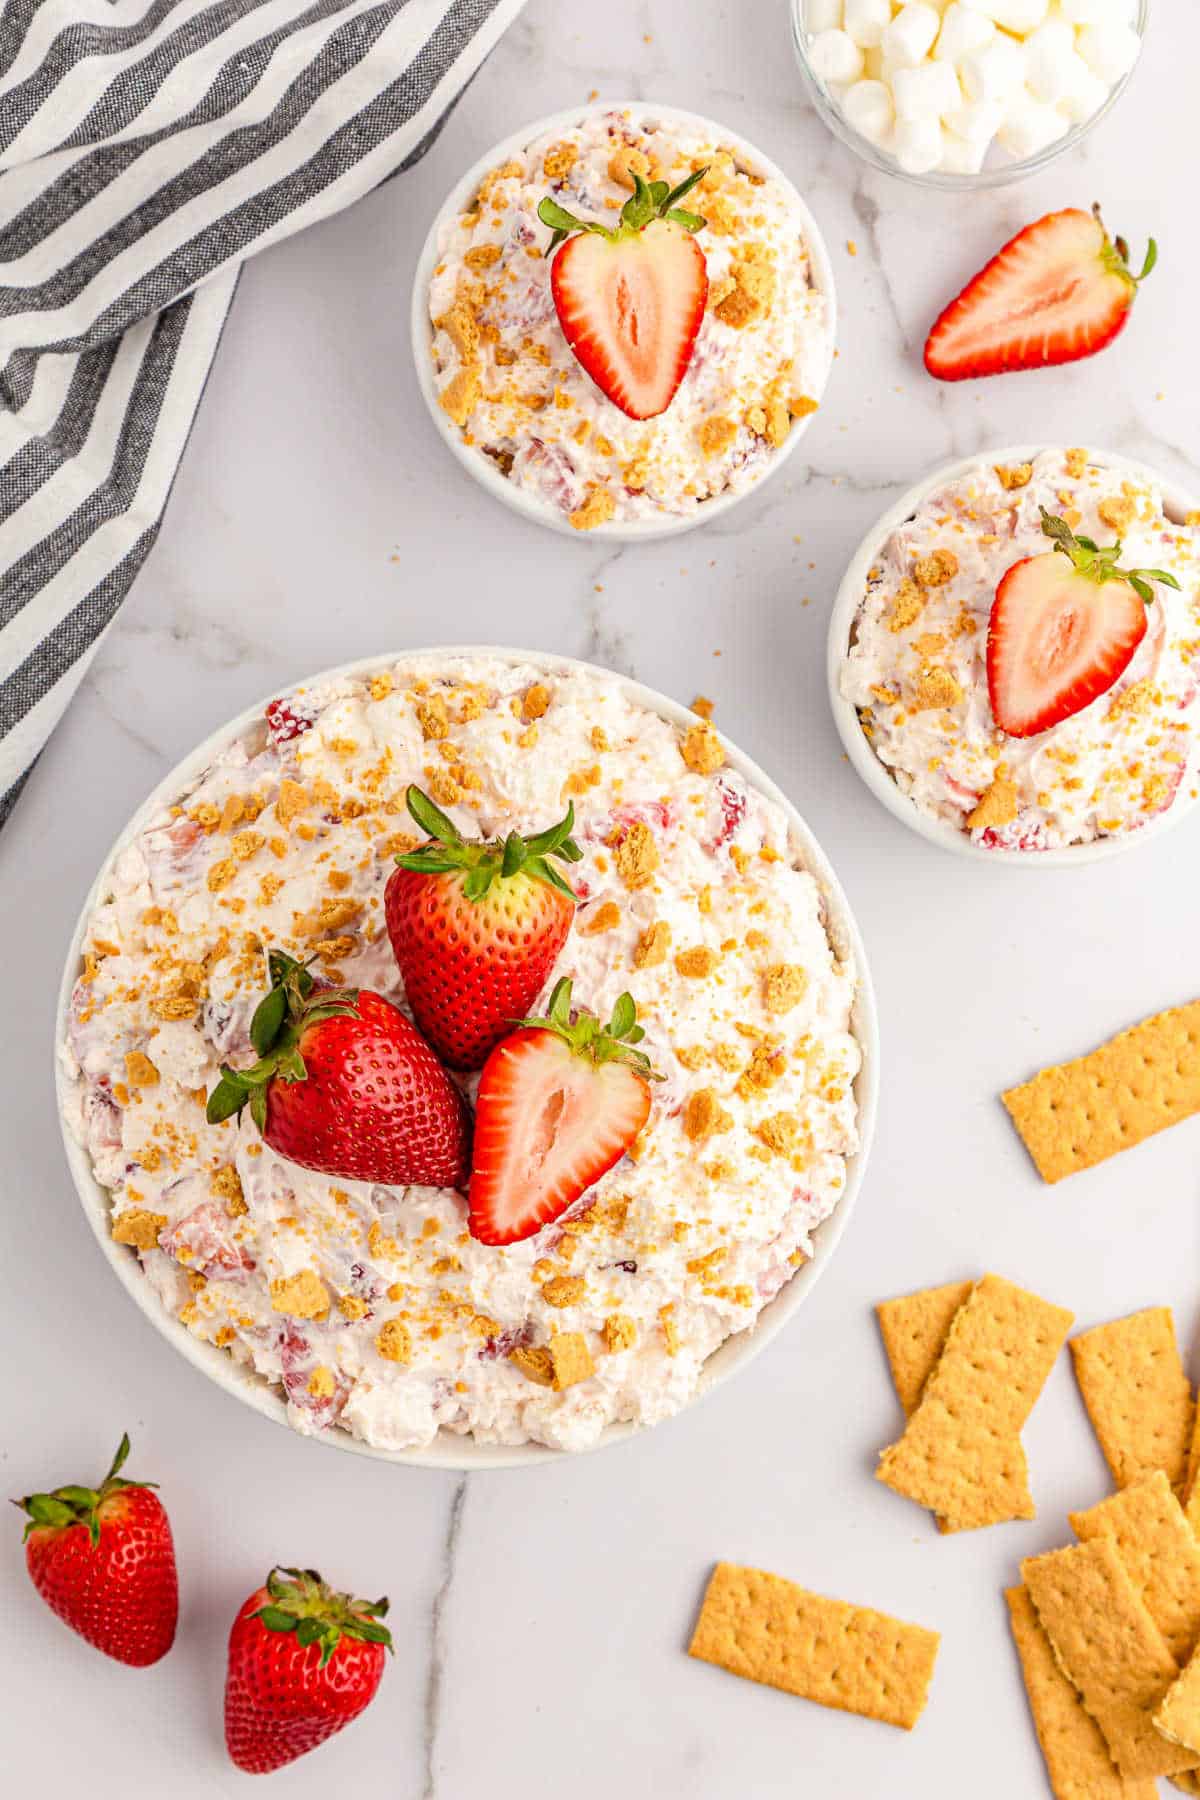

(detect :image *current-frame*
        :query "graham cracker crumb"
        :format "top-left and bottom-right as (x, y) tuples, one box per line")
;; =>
(608, 147), (650, 188)
(912, 667), (964, 713)
(632, 920), (671, 969)
(111, 1208), (166, 1250)
(763, 964), (807, 1015)
(967, 769), (1019, 831)
(1064, 447), (1089, 478)
(569, 484), (616, 531)
(543, 141), (579, 179)
(682, 1088), (732, 1142)
(994, 463), (1033, 491)
(375, 1318), (412, 1363)
(270, 1270), (329, 1320)
(307, 1366), (336, 1399)
(124, 1050), (159, 1088)
(698, 415), (738, 457)
(580, 900), (620, 936)
(1098, 495), (1136, 534)
(675, 946), (719, 978)
(603, 1314), (637, 1354)
(439, 367), (480, 429)
(522, 683), (551, 721)
(612, 819), (659, 889)
(914, 549), (958, 589)
(542, 1275), (586, 1307)
(210, 1165), (247, 1215)
(680, 721), (725, 774)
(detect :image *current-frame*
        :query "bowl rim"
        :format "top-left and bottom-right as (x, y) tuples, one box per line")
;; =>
(409, 100), (838, 542)
(56, 646), (879, 1471)
(826, 444), (1200, 867)
(789, 0), (1149, 191)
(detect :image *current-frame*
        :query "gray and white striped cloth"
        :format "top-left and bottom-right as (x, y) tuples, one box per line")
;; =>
(0, 0), (525, 827)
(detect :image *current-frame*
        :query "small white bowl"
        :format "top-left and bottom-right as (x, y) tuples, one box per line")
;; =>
(410, 102), (837, 542)
(57, 648), (878, 1470)
(827, 445), (1200, 867)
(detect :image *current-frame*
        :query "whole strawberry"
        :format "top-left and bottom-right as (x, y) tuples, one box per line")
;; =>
(17, 1433), (177, 1666)
(207, 950), (470, 1187)
(385, 786), (581, 1071)
(225, 1566), (391, 1773)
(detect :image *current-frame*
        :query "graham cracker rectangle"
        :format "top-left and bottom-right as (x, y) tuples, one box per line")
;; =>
(1157, 1651), (1200, 1759)
(1005, 1585), (1156, 1800)
(876, 1280), (973, 1417)
(1071, 1472), (1200, 1666)
(876, 1274), (1074, 1531)
(687, 1562), (939, 1730)
(1002, 1001), (1200, 1184)
(1070, 1308), (1194, 1492)
(1022, 1538), (1197, 1779)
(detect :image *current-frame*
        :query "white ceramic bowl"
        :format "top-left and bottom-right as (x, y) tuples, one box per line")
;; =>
(57, 648), (878, 1470)
(410, 102), (837, 542)
(827, 445), (1200, 867)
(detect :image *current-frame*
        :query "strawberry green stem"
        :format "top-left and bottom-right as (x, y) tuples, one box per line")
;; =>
(206, 951), (359, 1132)
(1038, 508), (1181, 607)
(397, 786), (582, 901)
(538, 167), (710, 254)
(14, 1433), (154, 1547)
(253, 1567), (393, 1666)
(518, 977), (661, 1078)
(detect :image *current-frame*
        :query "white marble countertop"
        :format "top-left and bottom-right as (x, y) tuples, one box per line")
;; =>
(3, 0), (1199, 1792)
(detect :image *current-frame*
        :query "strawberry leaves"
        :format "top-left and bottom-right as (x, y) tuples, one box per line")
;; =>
(15, 1433), (152, 1548)
(396, 785), (582, 901)
(252, 1568), (393, 1668)
(538, 166), (709, 253)
(519, 977), (661, 1078)
(207, 952), (359, 1132)
(1038, 507), (1182, 606)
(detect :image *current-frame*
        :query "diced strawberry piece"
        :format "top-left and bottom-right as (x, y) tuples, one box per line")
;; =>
(160, 1201), (256, 1280)
(707, 778), (747, 851)
(925, 207), (1155, 382)
(264, 696), (318, 745)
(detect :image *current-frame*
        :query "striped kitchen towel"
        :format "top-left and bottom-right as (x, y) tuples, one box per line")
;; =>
(0, 0), (526, 828)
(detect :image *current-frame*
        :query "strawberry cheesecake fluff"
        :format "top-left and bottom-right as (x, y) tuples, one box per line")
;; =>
(62, 658), (861, 1454)
(426, 107), (831, 529)
(841, 450), (1200, 851)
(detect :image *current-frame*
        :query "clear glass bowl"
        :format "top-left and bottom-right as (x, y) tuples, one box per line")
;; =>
(790, 0), (1149, 189)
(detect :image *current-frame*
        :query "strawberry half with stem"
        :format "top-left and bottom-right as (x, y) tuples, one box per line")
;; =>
(17, 1433), (177, 1666)
(224, 1566), (391, 1773)
(537, 167), (710, 419)
(385, 786), (581, 1072)
(468, 978), (658, 1246)
(207, 950), (470, 1187)
(987, 507), (1181, 739)
(925, 206), (1157, 382)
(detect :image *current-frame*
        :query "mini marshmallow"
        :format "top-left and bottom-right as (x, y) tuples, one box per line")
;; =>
(841, 77), (896, 142)
(804, 0), (844, 30)
(960, 35), (1026, 102)
(892, 59), (963, 121)
(1024, 16), (1079, 102)
(981, 0), (1049, 30)
(881, 2), (941, 69)
(843, 0), (891, 49)
(998, 88), (1069, 156)
(1056, 55), (1111, 121)
(893, 115), (945, 172)
(1076, 20), (1140, 83)
(934, 4), (996, 63)
(944, 96), (1006, 140)
(808, 27), (866, 84)
(938, 127), (988, 173)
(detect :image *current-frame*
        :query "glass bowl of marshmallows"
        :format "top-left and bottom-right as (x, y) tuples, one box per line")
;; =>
(792, 0), (1147, 185)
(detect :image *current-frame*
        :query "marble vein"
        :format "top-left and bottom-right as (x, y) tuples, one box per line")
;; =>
(422, 1476), (468, 1800)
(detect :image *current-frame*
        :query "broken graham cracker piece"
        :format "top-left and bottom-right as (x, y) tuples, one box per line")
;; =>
(1070, 1308), (1194, 1493)
(687, 1562), (938, 1731)
(1071, 1472), (1200, 1666)
(1157, 1652), (1200, 1759)
(1022, 1538), (1198, 1780)
(875, 1274), (1073, 1531)
(1001, 1001), (1200, 1184)
(1006, 1585), (1155, 1800)
(876, 1280), (973, 1418)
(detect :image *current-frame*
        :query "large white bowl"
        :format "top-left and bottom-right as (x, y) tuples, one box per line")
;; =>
(57, 649), (878, 1470)
(827, 446), (1200, 868)
(410, 102), (837, 542)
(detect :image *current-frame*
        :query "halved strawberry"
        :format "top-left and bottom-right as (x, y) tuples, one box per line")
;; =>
(987, 509), (1180, 738)
(468, 980), (656, 1247)
(385, 786), (580, 1071)
(925, 206), (1156, 382)
(538, 169), (710, 419)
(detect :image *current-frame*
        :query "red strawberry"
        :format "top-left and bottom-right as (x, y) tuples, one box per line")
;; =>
(538, 167), (710, 419)
(207, 951), (470, 1187)
(468, 979), (656, 1246)
(924, 206), (1157, 382)
(224, 1566), (391, 1774)
(987, 508), (1181, 738)
(385, 786), (580, 1072)
(17, 1434), (177, 1666)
